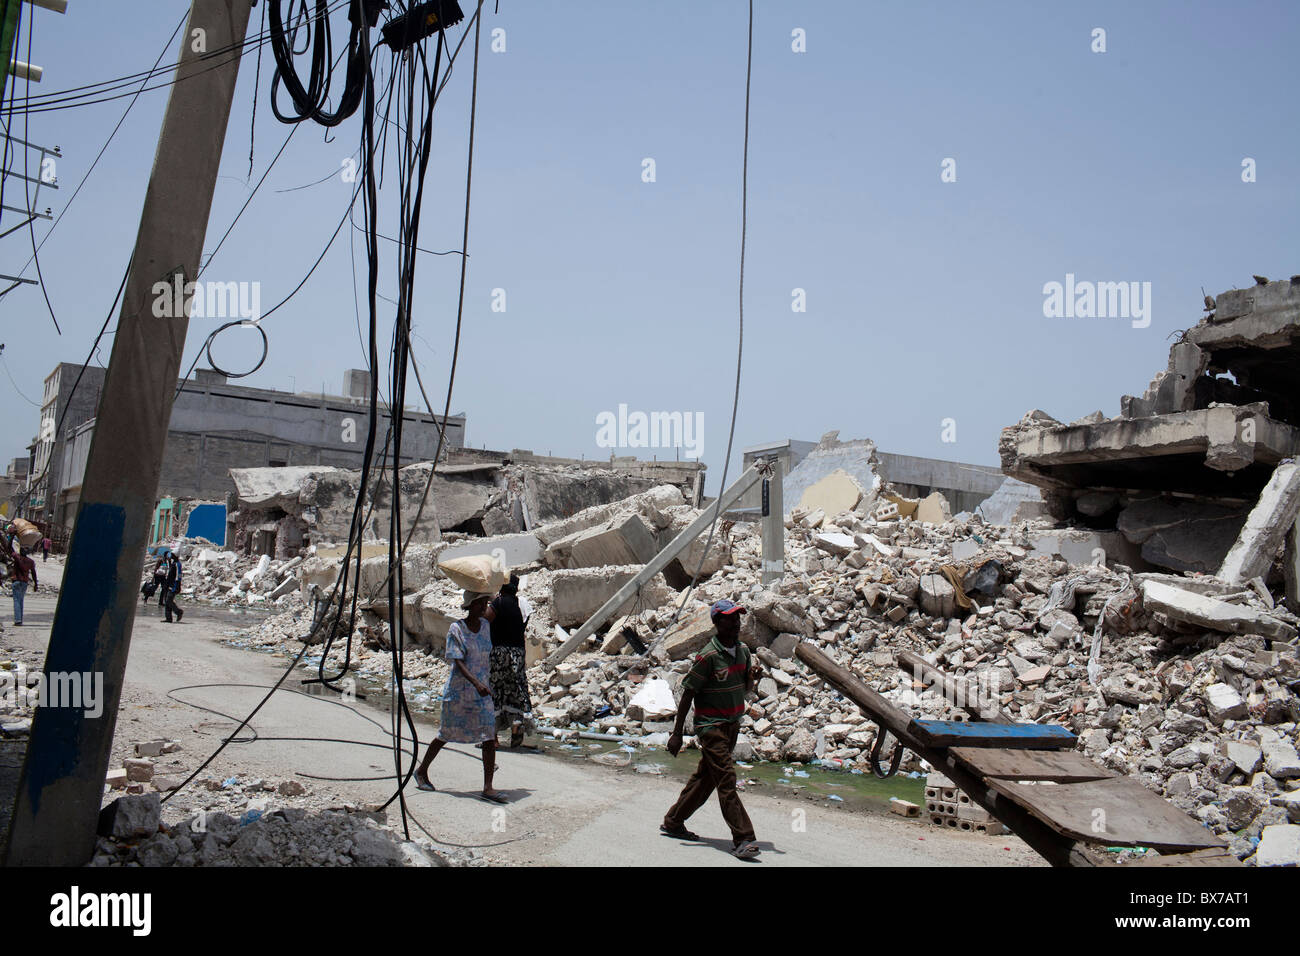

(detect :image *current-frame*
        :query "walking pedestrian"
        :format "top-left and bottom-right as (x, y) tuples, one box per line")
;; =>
(154, 552), (184, 623)
(661, 598), (762, 859)
(41, 536), (50, 562)
(414, 590), (507, 803)
(487, 574), (534, 749)
(11, 547), (38, 626)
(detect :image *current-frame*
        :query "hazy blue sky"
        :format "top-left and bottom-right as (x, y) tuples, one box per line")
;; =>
(2, 0), (1298, 494)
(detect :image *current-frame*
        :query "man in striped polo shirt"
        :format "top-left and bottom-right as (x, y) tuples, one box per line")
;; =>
(661, 599), (762, 859)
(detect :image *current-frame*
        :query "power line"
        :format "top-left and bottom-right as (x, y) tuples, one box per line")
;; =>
(660, 0), (752, 636)
(2, 11), (187, 292)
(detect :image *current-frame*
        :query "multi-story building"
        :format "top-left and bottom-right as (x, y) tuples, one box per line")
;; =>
(35, 364), (465, 532)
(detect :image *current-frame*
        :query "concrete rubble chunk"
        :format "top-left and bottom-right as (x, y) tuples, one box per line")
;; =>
(1141, 580), (1297, 642)
(918, 573), (956, 618)
(1219, 461), (1300, 584)
(812, 532), (857, 557)
(124, 758), (155, 782)
(796, 469), (864, 517)
(108, 793), (162, 840)
(1256, 824), (1300, 866)
(1204, 683), (1248, 724)
(1261, 728), (1300, 779)
(662, 606), (717, 661)
(1221, 739), (1264, 776)
(550, 567), (674, 628)
(545, 512), (660, 570)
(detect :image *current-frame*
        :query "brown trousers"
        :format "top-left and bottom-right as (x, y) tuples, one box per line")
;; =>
(663, 722), (755, 844)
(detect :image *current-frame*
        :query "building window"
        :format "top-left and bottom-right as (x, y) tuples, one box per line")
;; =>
(268, 459), (287, 468)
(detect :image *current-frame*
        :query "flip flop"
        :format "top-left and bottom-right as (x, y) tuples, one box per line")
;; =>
(659, 824), (701, 841)
(480, 791), (508, 804)
(731, 840), (760, 860)
(414, 777), (436, 792)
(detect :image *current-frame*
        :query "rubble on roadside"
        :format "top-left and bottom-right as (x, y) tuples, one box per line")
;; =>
(90, 792), (479, 867)
(220, 448), (1300, 867)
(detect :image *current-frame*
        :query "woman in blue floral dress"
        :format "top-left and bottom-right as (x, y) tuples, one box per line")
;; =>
(414, 591), (507, 803)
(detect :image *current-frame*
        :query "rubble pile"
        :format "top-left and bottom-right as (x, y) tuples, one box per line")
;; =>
(519, 495), (1300, 865)
(223, 448), (1300, 865)
(144, 537), (309, 608)
(90, 793), (473, 867)
(1000, 277), (1300, 575)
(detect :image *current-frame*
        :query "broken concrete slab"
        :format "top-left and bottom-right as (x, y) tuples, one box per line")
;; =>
(662, 606), (717, 660)
(1140, 580), (1297, 642)
(812, 531), (857, 557)
(550, 566), (674, 628)
(531, 485), (685, 547)
(1220, 739), (1264, 776)
(545, 512), (659, 569)
(919, 574), (956, 617)
(1219, 461), (1300, 585)
(915, 492), (952, 525)
(1002, 405), (1300, 495)
(1255, 823), (1300, 866)
(796, 468), (864, 516)
(1116, 496), (1249, 574)
(1204, 683), (1248, 724)
(782, 432), (879, 519)
(975, 477), (1047, 526)
(438, 531), (543, 569)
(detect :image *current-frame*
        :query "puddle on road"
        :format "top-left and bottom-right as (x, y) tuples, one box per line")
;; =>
(534, 735), (926, 816)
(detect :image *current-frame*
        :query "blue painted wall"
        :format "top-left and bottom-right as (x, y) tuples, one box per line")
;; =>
(185, 504), (226, 546)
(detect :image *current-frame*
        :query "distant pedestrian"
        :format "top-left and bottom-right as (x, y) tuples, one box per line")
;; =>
(154, 552), (184, 623)
(661, 599), (762, 859)
(414, 590), (506, 803)
(41, 536), (50, 562)
(487, 574), (534, 749)
(11, 548), (38, 626)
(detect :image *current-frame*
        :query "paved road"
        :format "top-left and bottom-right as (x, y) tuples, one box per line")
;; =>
(3, 563), (1043, 867)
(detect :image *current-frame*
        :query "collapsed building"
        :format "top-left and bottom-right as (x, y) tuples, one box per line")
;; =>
(1001, 276), (1300, 578)
(225, 453), (705, 558)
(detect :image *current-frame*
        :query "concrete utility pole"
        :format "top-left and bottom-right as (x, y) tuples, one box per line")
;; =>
(760, 457), (784, 585)
(4, 0), (252, 866)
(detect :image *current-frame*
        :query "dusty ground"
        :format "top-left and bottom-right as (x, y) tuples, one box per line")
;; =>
(2, 559), (1044, 867)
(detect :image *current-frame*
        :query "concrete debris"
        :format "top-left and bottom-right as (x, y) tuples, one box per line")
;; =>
(91, 805), (471, 868)
(1001, 278), (1300, 576)
(209, 427), (1300, 864)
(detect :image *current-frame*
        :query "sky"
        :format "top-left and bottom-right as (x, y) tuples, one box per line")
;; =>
(2, 0), (1298, 497)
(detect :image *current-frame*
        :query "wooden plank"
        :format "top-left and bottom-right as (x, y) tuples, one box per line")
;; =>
(951, 747), (1117, 782)
(912, 720), (1076, 749)
(795, 644), (921, 745)
(987, 777), (1226, 852)
(796, 642), (1093, 867)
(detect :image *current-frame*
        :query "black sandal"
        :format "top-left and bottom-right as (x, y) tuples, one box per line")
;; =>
(660, 824), (701, 841)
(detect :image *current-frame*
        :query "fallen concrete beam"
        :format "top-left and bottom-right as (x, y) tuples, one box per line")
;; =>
(1006, 405), (1299, 481)
(1219, 461), (1300, 585)
(550, 567), (673, 628)
(1140, 580), (1296, 642)
(438, 531), (543, 569)
(545, 512), (659, 569)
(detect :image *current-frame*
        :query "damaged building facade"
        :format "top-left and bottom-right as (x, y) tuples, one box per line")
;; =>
(42, 365), (464, 540)
(1001, 277), (1300, 577)
(740, 435), (1003, 518)
(227, 453), (706, 559)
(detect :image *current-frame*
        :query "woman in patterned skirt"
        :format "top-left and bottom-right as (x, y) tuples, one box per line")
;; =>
(414, 590), (507, 803)
(488, 574), (534, 749)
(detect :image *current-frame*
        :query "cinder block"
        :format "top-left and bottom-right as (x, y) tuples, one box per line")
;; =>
(957, 802), (993, 823)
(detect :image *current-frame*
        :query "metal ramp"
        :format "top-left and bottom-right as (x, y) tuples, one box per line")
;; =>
(796, 643), (1236, 867)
